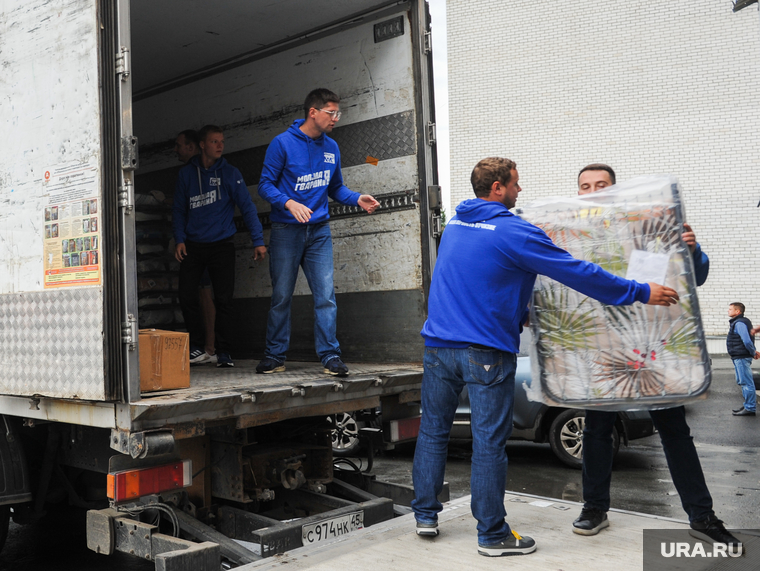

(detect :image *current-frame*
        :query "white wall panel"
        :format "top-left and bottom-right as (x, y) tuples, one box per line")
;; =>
(446, 0), (760, 335)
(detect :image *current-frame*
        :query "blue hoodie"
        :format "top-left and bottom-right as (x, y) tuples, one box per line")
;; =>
(421, 199), (651, 353)
(258, 119), (360, 224)
(173, 156), (264, 246)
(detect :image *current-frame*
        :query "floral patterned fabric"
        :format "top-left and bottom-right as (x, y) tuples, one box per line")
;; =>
(517, 175), (710, 410)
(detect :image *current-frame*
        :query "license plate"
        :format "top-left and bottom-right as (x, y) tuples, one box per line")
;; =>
(301, 511), (364, 545)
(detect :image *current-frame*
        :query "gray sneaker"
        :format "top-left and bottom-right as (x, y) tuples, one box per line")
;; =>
(478, 530), (536, 557)
(415, 521), (439, 537)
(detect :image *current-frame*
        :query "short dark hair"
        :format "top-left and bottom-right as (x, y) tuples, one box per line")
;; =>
(471, 158), (516, 198)
(304, 88), (340, 117)
(578, 163), (616, 185)
(730, 302), (746, 314)
(198, 124), (223, 143)
(177, 129), (199, 147)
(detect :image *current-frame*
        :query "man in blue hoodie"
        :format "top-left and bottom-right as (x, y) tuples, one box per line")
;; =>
(256, 88), (379, 376)
(411, 157), (680, 557)
(572, 164), (740, 549)
(173, 125), (267, 368)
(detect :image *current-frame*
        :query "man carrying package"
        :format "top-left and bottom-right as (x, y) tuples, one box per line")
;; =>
(572, 164), (740, 548)
(412, 157), (679, 557)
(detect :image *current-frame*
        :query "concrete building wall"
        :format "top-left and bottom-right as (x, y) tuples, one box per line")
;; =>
(446, 0), (760, 336)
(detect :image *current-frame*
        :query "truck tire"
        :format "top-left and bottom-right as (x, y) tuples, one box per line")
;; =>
(0, 505), (9, 553)
(548, 409), (620, 469)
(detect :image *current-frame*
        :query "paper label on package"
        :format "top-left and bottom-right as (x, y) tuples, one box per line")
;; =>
(625, 250), (670, 285)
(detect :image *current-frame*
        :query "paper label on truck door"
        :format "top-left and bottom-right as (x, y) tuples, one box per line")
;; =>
(42, 161), (102, 288)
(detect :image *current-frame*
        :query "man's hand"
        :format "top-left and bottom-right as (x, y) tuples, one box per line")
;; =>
(358, 194), (380, 214)
(175, 243), (187, 262)
(754, 350), (760, 360)
(682, 223), (697, 254)
(646, 283), (680, 306)
(253, 245), (267, 261)
(285, 199), (313, 223)
(752, 326), (760, 336)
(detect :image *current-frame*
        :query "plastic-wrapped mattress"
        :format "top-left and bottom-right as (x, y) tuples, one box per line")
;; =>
(516, 175), (710, 411)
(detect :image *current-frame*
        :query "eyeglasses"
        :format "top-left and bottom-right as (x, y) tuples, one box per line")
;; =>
(317, 108), (342, 120)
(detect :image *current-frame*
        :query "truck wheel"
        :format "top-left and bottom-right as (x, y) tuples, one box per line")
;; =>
(0, 505), (9, 552)
(548, 410), (619, 469)
(328, 412), (364, 457)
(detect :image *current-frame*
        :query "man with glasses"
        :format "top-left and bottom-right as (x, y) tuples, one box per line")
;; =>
(257, 88), (379, 376)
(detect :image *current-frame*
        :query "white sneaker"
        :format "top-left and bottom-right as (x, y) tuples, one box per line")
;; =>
(191, 351), (217, 365)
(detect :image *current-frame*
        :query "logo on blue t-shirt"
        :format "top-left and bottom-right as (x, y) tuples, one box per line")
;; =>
(324, 152), (335, 164)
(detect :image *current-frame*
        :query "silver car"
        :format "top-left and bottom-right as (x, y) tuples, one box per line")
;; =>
(451, 354), (657, 468)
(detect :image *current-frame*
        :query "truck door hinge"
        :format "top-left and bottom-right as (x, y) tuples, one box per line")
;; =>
(121, 314), (138, 350)
(426, 122), (436, 147)
(118, 180), (134, 213)
(115, 46), (131, 81)
(432, 213), (442, 239)
(423, 31), (432, 55)
(121, 136), (139, 171)
(427, 185), (441, 210)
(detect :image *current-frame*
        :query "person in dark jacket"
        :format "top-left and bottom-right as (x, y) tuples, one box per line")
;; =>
(572, 164), (740, 550)
(173, 125), (267, 368)
(411, 157), (679, 557)
(175, 129), (218, 365)
(727, 302), (758, 416)
(255, 88), (379, 376)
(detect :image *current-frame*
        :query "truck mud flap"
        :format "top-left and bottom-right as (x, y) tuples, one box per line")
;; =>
(216, 492), (394, 558)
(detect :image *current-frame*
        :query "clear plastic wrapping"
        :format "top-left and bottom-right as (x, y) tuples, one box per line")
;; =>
(516, 175), (711, 411)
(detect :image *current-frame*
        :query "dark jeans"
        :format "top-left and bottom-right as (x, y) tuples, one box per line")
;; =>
(582, 407), (713, 523)
(178, 239), (235, 354)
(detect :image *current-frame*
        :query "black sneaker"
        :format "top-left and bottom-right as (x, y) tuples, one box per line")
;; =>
(732, 405), (747, 413)
(216, 353), (234, 368)
(689, 515), (741, 547)
(478, 530), (536, 556)
(256, 357), (285, 374)
(415, 521), (439, 537)
(324, 357), (349, 377)
(572, 508), (609, 536)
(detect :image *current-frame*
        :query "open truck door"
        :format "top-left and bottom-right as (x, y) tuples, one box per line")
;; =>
(0, 0), (134, 402)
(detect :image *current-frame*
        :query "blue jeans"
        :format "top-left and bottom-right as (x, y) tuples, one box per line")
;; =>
(412, 346), (517, 545)
(265, 222), (340, 365)
(582, 407), (713, 523)
(732, 357), (756, 412)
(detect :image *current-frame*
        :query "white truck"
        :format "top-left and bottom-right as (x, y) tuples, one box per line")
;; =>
(0, 1), (441, 568)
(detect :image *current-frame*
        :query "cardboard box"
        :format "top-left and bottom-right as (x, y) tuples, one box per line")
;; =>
(139, 329), (190, 392)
